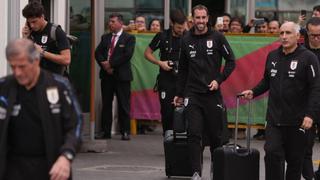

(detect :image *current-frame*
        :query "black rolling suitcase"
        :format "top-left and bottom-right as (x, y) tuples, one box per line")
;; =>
(164, 132), (193, 178)
(212, 94), (260, 180)
(164, 106), (201, 178)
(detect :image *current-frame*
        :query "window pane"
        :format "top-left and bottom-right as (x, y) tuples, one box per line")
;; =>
(170, 0), (188, 15)
(136, 0), (163, 9)
(230, 0), (247, 20)
(69, 0), (92, 112)
(256, 0), (276, 9)
(105, 0), (134, 8)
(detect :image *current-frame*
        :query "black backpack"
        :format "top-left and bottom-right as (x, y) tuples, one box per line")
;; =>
(50, 24), (79, 48)
(50, 24), (79, 77)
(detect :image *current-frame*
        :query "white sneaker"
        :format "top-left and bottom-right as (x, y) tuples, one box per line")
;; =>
(191, 172), (201, 180)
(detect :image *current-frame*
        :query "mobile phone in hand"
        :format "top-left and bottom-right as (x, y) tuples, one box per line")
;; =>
(217, 17), (223, 25)
(300, 9), (307, 16)
(254, 18), (265, 26)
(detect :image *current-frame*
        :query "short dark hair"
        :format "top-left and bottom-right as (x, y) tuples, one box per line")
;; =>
(313, 5), (320, 12)
(148, 18), (163, 30)
(22, 1), (45, 18)
(306, 17), (320, 30)
(170, 9), (186, 25)
(222, 13), (232, 20)
(109, 13), (124, 23)
(192, 4), (208, 17)
(269, 19), (280, 27)
(230, 17), (244, 28)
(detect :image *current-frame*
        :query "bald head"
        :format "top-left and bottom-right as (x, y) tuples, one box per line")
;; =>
(279, 21), (300, 54)
(280, 21), (300, 34)
(6, 38), (40, 62)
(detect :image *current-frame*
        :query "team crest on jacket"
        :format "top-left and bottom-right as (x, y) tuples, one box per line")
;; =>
(290, 60), (298, 70)
(161, 91), (166, 99)
(207, 40), (213, 48)
(41, 35), (48, 44)
(46, 87), (59, 104)
(184, 98), (189, 107)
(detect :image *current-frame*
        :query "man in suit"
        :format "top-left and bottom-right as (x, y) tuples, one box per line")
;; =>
(95, 13), (136, 140)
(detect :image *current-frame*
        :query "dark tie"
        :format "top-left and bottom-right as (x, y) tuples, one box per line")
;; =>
(108, 34), (117, 60)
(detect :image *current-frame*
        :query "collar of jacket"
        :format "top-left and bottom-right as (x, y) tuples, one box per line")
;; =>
(279, 44), (307, 56)
(190, 25), (214, 37)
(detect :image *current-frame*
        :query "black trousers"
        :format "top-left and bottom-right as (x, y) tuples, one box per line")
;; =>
(264, 124), (309, 180)
(5, 156), (50, 180)
(158, 83), (175, 133)
(302, 126), (316, 180)
(101, 76), (131, 135)
(185, 92), (223, 174)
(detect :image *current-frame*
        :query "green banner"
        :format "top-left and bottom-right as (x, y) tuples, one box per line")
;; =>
(129, 33), (280, 124)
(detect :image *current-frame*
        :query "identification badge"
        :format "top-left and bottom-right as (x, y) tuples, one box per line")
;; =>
(46, 87), (59, 104)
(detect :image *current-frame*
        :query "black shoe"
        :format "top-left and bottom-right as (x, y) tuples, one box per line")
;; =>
(121, 132), (130, 141)
(95, 132), (111, 139)
(253, 129), (265, 140)
(315, 170), (320, 180)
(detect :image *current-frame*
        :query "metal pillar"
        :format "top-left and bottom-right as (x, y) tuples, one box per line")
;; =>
(164, 0), (170, 29)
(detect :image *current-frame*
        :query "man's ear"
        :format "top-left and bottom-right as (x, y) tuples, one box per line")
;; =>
(296, 32), (301, 39)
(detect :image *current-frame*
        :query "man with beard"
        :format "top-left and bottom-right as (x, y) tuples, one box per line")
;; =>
(144, 9), (186, 137)
(174, 4), (236, 180)
(21, 1), (71, 76)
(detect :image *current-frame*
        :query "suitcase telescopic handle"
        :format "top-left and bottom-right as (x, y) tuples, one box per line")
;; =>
(235, 94), (252, 151)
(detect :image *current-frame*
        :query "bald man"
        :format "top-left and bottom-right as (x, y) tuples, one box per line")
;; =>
(241, 22), (320, 180)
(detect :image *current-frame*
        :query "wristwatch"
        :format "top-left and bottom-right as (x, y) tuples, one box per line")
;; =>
(62, 151), (74, 162)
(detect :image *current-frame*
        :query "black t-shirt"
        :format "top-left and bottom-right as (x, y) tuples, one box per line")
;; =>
(149, 30), (182, 86)
(8, 75), (46, 156)
(30, 23), (70, 74)
(149, 30), (182, 63)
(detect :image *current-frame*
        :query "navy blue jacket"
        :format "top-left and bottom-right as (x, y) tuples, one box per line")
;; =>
(0, 70), (83, 179)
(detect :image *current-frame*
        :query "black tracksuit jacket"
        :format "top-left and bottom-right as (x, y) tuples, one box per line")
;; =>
(177, 26), (236, 97)
(0, 70), (83, 179)
(252, 45), (320, 126)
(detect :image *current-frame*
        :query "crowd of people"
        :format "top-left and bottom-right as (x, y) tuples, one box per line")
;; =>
(1, 1), (320, 180)
(109, 4), (320, 180)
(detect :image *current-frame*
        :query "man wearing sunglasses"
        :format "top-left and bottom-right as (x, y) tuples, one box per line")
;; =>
(303, 16), (320, 180)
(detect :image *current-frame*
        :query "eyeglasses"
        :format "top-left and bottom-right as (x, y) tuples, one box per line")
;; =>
(308, 33), (320, 38)
(231, 23), (241, 26)
(135, 20), (145, 24)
